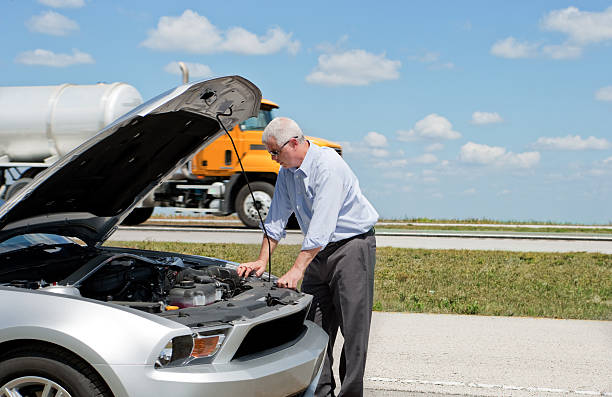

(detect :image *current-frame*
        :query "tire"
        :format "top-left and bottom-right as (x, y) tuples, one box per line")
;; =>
(0, 346), (111, 397)
(121, 207), (154, 226)
(235, 182), (274, 228)
(5, 178), (33, 200)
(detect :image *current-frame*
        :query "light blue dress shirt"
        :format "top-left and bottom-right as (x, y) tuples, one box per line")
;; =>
(263, 142), (379, 251)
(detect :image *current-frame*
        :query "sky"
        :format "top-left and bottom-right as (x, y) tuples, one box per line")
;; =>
(2, 0), (612, 223)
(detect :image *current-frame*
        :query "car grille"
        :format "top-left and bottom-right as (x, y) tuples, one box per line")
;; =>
(232, 306), (308, 360)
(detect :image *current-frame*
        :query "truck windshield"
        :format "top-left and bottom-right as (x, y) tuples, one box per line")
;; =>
(239, 108), (275, 131)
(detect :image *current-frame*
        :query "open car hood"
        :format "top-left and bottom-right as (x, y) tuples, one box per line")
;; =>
(0, 76), (261, 246)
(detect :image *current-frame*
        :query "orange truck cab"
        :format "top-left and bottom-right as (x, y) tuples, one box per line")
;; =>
(147, 99), (342, 227)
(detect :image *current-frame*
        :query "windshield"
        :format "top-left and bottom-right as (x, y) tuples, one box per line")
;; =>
(0, 233), (76, 254)
(239, 108), (275, 131)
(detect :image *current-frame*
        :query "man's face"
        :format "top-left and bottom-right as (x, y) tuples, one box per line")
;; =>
(265, 136), (298, 168)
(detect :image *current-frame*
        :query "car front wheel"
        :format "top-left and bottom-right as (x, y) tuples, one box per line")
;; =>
(0, 346), (111, 397)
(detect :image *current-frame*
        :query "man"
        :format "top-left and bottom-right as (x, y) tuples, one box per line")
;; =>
(238, 117), (378, 397)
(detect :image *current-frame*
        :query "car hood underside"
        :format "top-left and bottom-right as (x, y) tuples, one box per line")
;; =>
(0, 76), (261, 246)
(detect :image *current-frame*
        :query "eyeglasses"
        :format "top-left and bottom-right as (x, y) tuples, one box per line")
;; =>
(268, 136), (297, 157)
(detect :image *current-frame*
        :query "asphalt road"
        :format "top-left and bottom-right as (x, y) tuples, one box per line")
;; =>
(112, 226), (612, 253)
(359, 312), (612, 396)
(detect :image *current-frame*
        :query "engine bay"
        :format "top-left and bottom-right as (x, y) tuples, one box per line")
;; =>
(0, 243), (302, 326)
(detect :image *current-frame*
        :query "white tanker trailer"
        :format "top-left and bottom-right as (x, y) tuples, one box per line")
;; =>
(0, 82), (147, 223)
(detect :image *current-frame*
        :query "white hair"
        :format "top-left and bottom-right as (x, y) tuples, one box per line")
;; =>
(262, 117), (305, 146)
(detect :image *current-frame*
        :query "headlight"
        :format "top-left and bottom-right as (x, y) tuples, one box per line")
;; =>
(155, 335), (193, 368)
(192, 332), (225, 359)
(155, 325), (231, 368)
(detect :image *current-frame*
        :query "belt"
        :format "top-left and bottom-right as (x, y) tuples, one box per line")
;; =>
(324, 227), (375, 252)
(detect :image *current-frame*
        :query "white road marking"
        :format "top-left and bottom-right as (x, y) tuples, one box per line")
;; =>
(368, 377), (612, 395)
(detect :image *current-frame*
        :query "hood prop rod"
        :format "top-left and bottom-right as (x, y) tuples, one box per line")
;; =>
(216, 108), (273, 284)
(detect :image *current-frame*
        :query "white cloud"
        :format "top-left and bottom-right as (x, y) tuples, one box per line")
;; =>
(588, 169), (606, 176)
(541, 43), (582, 59)
(534, 135), (611, 150)
(164, 61), (213, 78)
(315, 35), (350, 53)
(491, 7), (612, 62)
(595, 86), (612, 101)
(490, 37), (539, 59)
(374, 159), (409, 169)
(462, 188), (477, 195)
(222, 26), (300, 55)
(460, 142), (540, 168)
(603, 157), (612, 164)
(306, 49), (401, 86)
(26, 11), (79, 36)
(364, 131), (388, 147)
(460, 142), (506, 164)
(344, 133), (393, 159)
(396, 130), (415, 141)
(498, 189), (511, 196)
(397, 114), (461, 141)
(343, 141), (388, 159)
(371, 148), (390, 158)
(413, 154), (438, 164)
(15, 49), (94, 67)
(381, 170), (411, 180)
(425, 143), (444, 152)
(38, 0), (84, 8)
(541, 6), (612, 45)
(432, 192), (443, 198)
(471, 111), (503, 125)
(410, 52), (454, 70)
(141, 10), (299, 55)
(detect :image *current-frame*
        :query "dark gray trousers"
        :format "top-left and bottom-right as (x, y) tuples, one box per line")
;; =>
(302, 231), (376, 397)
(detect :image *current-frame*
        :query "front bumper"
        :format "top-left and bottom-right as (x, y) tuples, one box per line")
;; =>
(100, 320), (328, 397)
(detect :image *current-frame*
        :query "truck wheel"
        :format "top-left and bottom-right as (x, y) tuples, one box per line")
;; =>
(0, 346), (111, 397)
(236, 182), (274, 228)
(5, 178), (33, 200)
(121, 207), (154, 225)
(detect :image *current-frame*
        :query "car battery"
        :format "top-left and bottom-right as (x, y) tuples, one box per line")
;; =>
(168, 280), (217, 307)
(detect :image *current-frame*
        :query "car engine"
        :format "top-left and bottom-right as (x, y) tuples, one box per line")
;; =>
(0, 244), (255, 314)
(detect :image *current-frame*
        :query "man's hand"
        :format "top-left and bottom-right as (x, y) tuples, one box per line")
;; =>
(276, 246), (321, 289)
(276, 266), (305, 290)
(237, 259), (266, 278)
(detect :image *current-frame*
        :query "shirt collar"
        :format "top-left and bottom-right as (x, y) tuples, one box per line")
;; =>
(294, 141), (318, 176)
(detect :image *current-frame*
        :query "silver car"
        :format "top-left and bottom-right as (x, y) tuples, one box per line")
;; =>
(0, 76), (327, 397)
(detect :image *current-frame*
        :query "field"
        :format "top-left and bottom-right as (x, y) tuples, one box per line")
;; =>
(110, 240), (612, 321)
(147, 215), (612, 235)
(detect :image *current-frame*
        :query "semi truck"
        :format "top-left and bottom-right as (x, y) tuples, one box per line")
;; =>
(0, 82), (342, 228)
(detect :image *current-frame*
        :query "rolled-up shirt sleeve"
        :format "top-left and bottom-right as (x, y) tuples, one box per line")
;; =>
(262, 171), (293, 241)
(301, 166), (344, 250)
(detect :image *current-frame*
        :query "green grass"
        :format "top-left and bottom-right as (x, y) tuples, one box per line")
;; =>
(109, 241), (612, 321)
